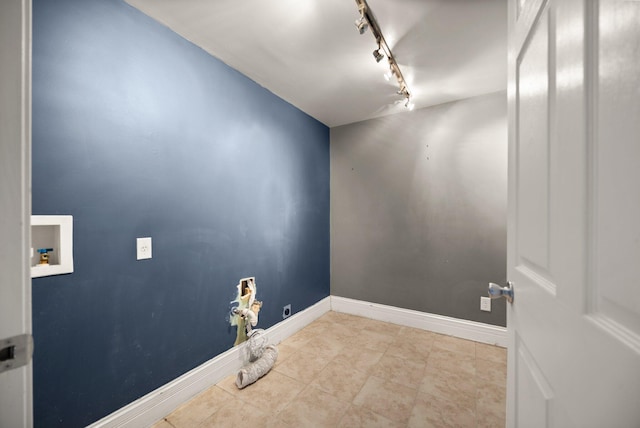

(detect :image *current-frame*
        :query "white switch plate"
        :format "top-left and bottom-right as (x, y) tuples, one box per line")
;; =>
(480, 296), (491, 312)
(137, 237), (152, 260)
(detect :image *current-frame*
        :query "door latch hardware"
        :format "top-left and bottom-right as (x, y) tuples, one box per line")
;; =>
(488, 281), (515, 303)
(0, 345), (15, 361)
(0, 334), (33, 374)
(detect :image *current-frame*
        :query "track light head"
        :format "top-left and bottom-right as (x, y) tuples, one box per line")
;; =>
(405, 96), (415, 110)
(373, 48), (384, 62)
(400, 88), (414, 110)
(355, 16), (369, 34)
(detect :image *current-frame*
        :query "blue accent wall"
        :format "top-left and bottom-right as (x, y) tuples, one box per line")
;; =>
(31, 0), (330, 426)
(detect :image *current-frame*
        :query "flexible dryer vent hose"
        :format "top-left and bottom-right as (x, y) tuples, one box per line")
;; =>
(236, 345), (279, 389)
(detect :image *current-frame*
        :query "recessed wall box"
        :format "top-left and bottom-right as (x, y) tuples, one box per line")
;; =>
(31, 215), (74, 278)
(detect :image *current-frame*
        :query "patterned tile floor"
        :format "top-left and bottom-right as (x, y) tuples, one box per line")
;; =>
(153, 311), (507, 428)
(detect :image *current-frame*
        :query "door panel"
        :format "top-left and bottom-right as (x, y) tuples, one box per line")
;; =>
(511, 5), (555, 425)
(516, 7), (550, 275)
(516, 6), (555, 295)
(514, 334), (553, 428)
(592, 0), (640, 347)
(508, 0), (640, 426)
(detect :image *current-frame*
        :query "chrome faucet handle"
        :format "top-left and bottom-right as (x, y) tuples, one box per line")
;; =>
(488, 281), (514, 303)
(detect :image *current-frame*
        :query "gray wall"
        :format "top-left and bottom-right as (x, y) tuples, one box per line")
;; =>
(331, 91), (507, 326)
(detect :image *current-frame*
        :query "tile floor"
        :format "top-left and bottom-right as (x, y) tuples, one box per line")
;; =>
(153, 311), (507, 428)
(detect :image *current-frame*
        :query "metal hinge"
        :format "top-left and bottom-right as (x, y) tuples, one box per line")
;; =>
(0, 334), (33, 374)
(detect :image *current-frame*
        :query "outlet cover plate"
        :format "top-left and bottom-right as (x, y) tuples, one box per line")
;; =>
(282, 304), (292, 319)
(480, 296), (491, 312)
(137, 237), (152, 260)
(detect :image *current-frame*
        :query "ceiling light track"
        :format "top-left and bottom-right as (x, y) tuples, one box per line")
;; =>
(354, 0), (414, 110)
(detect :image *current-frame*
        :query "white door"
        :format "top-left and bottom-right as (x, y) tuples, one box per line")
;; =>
(0, 0), (33, 427)
(507, 0), (640, 426)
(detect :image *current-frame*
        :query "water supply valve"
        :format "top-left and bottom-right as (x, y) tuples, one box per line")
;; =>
(37, 248), (54, 265)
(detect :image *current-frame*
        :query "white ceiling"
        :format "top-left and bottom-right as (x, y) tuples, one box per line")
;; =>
(125, 0), (507, 127)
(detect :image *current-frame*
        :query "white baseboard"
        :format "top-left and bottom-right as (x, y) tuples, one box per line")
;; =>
(265, 297), (332, 346)
(330, 296), (507, 348)
(89, 295), (505, 427)
(88, 297), (331, 428)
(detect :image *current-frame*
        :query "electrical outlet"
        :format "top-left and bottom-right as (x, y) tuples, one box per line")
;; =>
(282, 304), (291, 319)
(480, 296), (491, 312)
(136, 237), (152, 260)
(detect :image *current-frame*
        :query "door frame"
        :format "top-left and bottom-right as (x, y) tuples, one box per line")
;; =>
(0, 0), (33, 427)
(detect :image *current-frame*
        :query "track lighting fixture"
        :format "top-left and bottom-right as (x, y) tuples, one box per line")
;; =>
(373, 39), (384, 63)
(355, 15), (368, 34)
(405, 96), (415, 110)
(354, 0), (413, 109)
(354, 3), (369, 35)
(373, 48), (384, 63)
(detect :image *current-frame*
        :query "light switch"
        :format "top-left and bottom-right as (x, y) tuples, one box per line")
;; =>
(136, 237), (152, 260)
